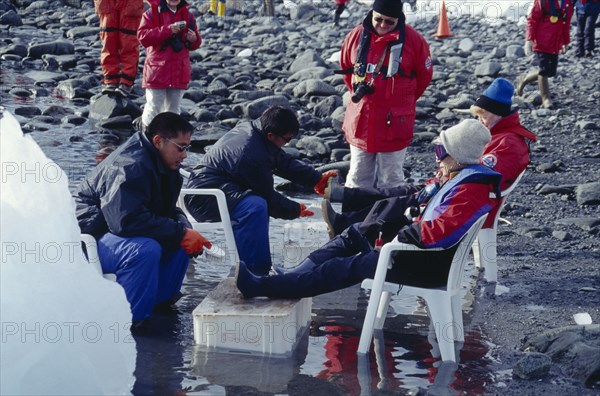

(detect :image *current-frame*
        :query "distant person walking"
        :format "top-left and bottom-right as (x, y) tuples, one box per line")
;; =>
(333, 0), (350, 26)
(516, 0), (574, 108)
(339, 0), (433, 189)
(94, 0), (144, 97)
(574, 0), (600, 57)
(138, 0), (202, 131)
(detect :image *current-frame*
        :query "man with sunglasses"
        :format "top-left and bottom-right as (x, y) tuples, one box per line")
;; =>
(340, 0), (433, 190)
(185, 106), (337, 276)
(74, 112), (211, 332)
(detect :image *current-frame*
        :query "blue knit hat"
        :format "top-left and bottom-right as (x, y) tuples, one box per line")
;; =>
(473, 78), (514, 117)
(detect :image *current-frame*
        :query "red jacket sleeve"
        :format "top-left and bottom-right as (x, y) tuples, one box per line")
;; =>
(526, 0), (542, 41)
(138, 10), (172, 48)
(340, 27), (360, 91)
(411, 31), (433, 100)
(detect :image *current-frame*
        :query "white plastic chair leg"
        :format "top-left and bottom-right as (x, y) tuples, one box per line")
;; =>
(477, 228), (498, 283)
(374, 290), (392, 330)
(450, 294), (464, 342)
(423, 294), (456, 362)
(472, 238), (482, 268)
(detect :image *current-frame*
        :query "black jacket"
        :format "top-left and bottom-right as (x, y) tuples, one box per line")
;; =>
(74, 132), (190, 248)
(186, 120), (321, 221)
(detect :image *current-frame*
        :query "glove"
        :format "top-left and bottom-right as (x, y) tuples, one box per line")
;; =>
(560, 44), (567, 55)
(314, 171), (338, 196)
(298, 203), (314, 217)
(524, 40), (533, 56)
(415, 182), (439, 204)
(180, 228), (212, 256)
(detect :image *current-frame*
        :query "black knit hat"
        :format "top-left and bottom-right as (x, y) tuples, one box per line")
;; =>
(373, 0), (403, 18)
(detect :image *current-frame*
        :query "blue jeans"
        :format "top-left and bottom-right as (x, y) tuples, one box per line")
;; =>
(98, 233), (189, 321)
(231, 195), (272, 275)
(577, 12), (599, 53)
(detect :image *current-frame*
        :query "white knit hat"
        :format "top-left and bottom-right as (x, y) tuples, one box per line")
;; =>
(439, 119), (491, 164)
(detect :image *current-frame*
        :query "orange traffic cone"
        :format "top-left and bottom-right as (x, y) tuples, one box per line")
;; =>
(433, 0), (453, 38)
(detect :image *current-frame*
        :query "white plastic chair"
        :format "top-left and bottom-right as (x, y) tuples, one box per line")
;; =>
(471, 170), (526, 283)
(357, 214), (488, 362)
(80, 234), (117, 281)
(178, 169), (239, 265)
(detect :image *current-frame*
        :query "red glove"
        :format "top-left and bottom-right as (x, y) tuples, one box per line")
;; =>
(180, 228), (212, 256)
(298, 203), (314, 218)
(314, 171), (338, 195)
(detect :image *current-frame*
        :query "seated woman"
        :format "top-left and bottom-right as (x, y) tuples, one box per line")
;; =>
(236, 119), (502, 299)
(323, 78), (536, 237)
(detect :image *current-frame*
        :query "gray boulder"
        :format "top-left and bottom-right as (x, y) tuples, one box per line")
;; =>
(28, 40), (74, 58)
(293, 79), (337, 98)
(513, 352), (552, 380)
(576, 182), (600, 205)
(0, 9), (22, 26)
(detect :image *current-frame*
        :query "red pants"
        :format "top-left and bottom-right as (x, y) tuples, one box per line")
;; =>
(98, 7), (142, 86)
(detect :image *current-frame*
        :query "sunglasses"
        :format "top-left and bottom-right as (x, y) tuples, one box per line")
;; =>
(166, 138), (191, 153)
(373, 16), (397, 26)
(434, 144), (448, 161)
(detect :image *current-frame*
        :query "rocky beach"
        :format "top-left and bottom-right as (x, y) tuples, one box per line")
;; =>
(1, 0), (599, 394)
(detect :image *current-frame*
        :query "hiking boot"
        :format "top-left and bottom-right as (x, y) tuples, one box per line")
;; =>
(585, 50), (594, 58)
(515, 72), (538, 96)
(116, 83), (132, 97)
(101, 84), (118, 95)
(321, 199), (337, 239)
(538, 75), (553, 109)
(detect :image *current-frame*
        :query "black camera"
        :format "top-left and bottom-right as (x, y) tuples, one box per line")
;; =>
(161, 36), (184, 52)
(351, 81), (374, 103)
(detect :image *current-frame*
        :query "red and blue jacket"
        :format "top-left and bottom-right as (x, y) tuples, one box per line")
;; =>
(397, 165), (501, 249)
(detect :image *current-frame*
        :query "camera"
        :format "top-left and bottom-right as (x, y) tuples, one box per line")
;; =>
(351, 81), (374, 103)
(161, 36), (184, 52)
(174, 21), (186, 29)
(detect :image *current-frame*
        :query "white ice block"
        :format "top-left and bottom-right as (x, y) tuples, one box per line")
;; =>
(282, 221), (330, 268)
(193, 278), (312, 356)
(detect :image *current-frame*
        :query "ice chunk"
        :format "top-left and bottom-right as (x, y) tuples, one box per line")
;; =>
(1, 110), (136, 395)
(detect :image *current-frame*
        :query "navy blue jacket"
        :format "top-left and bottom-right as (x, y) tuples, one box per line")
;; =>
(186, 120), (321, 221)
(74, 132), (190, 248)
(575, 0), (600, 14)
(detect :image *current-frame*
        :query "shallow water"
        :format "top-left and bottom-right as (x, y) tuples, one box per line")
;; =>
(1, 67), (498, 395)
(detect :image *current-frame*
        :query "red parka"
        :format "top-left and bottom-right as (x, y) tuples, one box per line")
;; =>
(526, 0), (573, 54)
(340, 13), (433, 153)
(138, 1), (202, 90)
(480, 112), (537, 227)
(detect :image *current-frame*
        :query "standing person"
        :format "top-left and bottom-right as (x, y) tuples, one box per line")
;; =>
(339, 0), (433, 189)
(516, 0), (573, 108)
(322, 78), (537, 237)
(185, 106), (337, 276)
(94, 0), (144, 96)
(574, 0), (600, 57)
(334, 0), (350, 26)
(235, 119), (501, 299)
(138, 0), (202, 131)
(74, 112), (211, 329)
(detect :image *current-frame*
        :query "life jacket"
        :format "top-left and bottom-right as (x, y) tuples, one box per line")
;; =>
(337, 14), (409, 80)
(543, 0), (572, 22)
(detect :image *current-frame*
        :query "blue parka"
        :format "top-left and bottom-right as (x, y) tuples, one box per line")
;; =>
(186, 120), (321, 221)
(74, 132), (190, 248)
